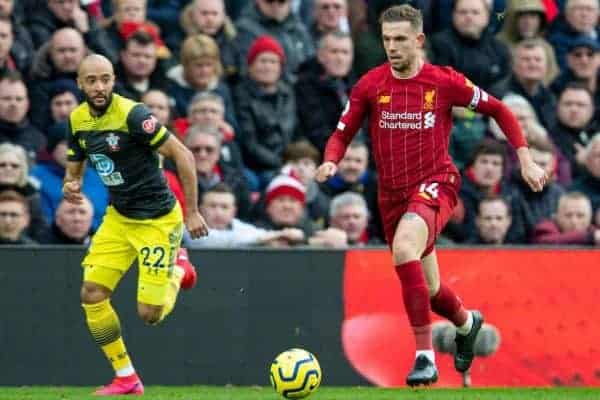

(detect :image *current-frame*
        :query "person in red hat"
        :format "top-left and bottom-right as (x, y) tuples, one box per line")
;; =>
(234, 35), (298, 189)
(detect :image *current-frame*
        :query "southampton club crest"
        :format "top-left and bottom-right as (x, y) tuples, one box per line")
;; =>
(106, 132), (120, 152)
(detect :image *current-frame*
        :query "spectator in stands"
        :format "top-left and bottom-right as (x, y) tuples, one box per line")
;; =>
(167, 34), (237, 129)
(146, 0), (188, 46)
(0, 143), (46, 241)
(141, 89), (172, 128)
(491, 38), (557, 129)
(236, 0), (314, 81)
(184, 183), (304, 247)
(549, 82), (596, 176)
(27, 0), (116, 61)
(178, 0), (239, 84)
(310, 0), (348, 43)
(320, 140), (381, 239)
(551, 36), (600, 115)
(295, 30), (353, 152)
(547, 0), (600, 70)
(459, 139), (524, 243)
(0, 72), (45, 162)
(0, 17), (21, 76)
(254, 173), (315, 239)
(39, 196), (93, 245)
(468, 196), (513, 245)
(49, 79), (82, 123)
(496, 0), (559, 85)
(30, 122), (107, 231)
(175, 92), (245, 173)
(28, 28), (86, 130)
(0, 189), (34, 245)
(570, 134), (600, 213)
(428, 0), (511, 92)
(532, 191), (599, 245)
(0, 1), (34, 73)
(184, 123), (252, 221)
(114, 31), (168, 101)
(234, 36), (297, 187)
(328, 191), (380, 246)
(283, 140), (330, 226)
(511, 135), (565, 239)
(100, 0), (163, 58)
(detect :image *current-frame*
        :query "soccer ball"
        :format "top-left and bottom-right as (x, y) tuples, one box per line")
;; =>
(269, 348), (322, 399)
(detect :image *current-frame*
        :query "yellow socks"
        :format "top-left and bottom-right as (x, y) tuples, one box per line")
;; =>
(82, 299), (134, 375)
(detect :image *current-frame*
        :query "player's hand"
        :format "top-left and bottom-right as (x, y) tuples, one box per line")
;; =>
(185, 210), (209, 239)
(63, 181), (84, 204)
(315, 161), (337, 183)
(520, 159), (547, 192)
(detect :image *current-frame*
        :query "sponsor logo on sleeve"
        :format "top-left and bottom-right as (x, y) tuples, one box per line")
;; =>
(142, 115), (157, 134)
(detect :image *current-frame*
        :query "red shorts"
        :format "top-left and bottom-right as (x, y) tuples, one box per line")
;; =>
(379, 177), (460, 258)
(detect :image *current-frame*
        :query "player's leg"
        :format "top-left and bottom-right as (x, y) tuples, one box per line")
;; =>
(130, 203), (187, 325)
(80, 207), (143, 395)
(391, 212), (438, 386)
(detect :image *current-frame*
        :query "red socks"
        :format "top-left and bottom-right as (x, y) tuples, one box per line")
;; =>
(430, 283), (469, 326)
(395, 260), (432, 350)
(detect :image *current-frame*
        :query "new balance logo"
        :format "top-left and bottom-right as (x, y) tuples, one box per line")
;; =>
(424, 112), (436, 129)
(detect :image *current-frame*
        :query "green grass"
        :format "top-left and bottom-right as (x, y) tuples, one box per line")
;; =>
(0, 386), (599, 400)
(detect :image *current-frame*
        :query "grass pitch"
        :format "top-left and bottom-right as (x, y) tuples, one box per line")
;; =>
(0, 386), (599, 400)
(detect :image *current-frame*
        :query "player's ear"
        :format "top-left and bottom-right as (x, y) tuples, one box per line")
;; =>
(416, 32), (426, 48)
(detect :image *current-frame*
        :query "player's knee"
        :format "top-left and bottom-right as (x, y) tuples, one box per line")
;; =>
(392, 239), (419, 265)
(80, 282), (111, 304)
(137, 304), (163, 325)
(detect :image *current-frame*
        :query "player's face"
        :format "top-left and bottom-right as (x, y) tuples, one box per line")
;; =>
(78, 64), (115, 113)
(267, 195), (303, 226)
(381, 21), (424, 74)
(338, 146), (368, 183)
(56, 200), (93, 241)
(331, 204), (368, 242)
(557, 89), (594, 129)
(200, 192), (236, 229)
(476, 200), (511, 244)
(556, 198), (592, 233)
(0, 200), (28, 240)
(472, 154), (503, 188)
(317, 36), (353, 78)
(188, 133), (221, 174)
(51, 92), (79, 122)
(141, 91), (170, 126)
(193, 0), (225, 36)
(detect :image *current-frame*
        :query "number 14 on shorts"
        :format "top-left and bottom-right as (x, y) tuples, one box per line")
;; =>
(419, 182), (439, 200)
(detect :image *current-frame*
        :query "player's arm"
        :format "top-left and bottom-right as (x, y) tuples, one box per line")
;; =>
(316, 76), (370, 182)
(63, 119), (86, 204)
(448, 71), (547, 192)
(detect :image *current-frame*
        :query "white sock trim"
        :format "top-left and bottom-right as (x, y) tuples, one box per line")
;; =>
(456, 311), (473, 335)
(116, 365), (135, 377)
(416, 350), (435, 363)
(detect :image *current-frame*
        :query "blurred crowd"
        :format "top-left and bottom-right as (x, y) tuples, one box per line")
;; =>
(0, 0), (600, 248)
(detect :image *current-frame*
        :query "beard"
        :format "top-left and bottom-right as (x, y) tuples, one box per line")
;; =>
(85, 92), (113, 114)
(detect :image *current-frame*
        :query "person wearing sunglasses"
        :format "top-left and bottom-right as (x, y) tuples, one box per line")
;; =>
(236, 0), (314, 81)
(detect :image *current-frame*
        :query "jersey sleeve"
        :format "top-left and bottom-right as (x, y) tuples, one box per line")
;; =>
(446, 68), (487, 110)
(323, 74), (370, 163)
(66, 118), (86, 162)
(127, 104), (171, 149)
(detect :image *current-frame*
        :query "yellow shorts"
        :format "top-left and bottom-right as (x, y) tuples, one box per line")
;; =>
(82, 203), (184, 306)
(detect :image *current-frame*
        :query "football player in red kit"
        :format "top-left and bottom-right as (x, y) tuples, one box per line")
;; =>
(315, 5), (547, 386)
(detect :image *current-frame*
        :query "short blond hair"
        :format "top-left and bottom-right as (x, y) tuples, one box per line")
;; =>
(180, 34), (223, 77)
(0, 143), (29, 187)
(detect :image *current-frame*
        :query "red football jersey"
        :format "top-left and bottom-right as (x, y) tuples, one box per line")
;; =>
(325, 62), (517, 192)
